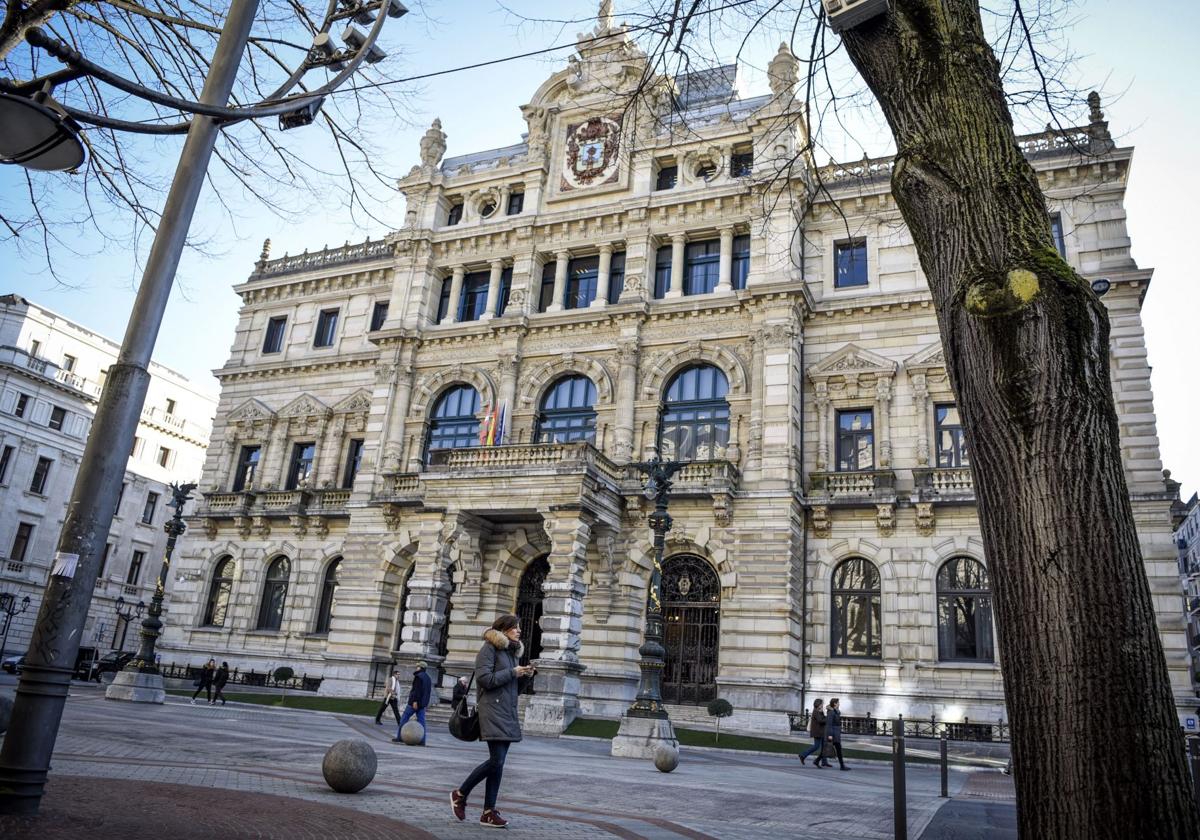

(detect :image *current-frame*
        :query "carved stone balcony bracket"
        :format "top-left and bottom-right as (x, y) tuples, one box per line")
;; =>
(915, 501), (936, 536)
(811, 504), (831, 538)
(876, 503), (895, 536)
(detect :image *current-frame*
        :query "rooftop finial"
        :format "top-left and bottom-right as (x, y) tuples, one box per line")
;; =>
(259, 238), (271, 261)
(599, 0), (614, 30)
(767, 43), (799, 98)
(1087, 91), (1104, 125)
(419, 118), (447, 168)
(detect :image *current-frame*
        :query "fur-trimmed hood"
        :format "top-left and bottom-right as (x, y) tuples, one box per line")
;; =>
(483, 627), (523, 658)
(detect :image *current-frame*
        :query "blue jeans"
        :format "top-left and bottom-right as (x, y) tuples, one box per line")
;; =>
(397, 704), (427, 744)
(802, 736), (827, 763)
(460, 740), (510, 811)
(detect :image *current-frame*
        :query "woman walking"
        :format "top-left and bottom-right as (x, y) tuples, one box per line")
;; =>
(190, 658), (216, 705)
(800, 698), (832, 767)
(212, 661), (230, 706)
(450, 614), (536, 828)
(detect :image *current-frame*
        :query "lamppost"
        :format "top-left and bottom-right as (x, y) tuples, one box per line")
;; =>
(112, 597), (145, 652)
(107, 482), (195, 703)
(611, 455), (685, 758)
(0, 594), (33, 660)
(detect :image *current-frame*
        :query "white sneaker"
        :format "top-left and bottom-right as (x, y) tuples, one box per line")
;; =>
(190, 699), (196, 705)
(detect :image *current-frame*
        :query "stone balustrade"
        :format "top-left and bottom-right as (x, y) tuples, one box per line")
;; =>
(425, 442), (625, 483)
(252, 237), (392, 279)
(809, 469), (896, 501)
(667, 460), (741, 496)
(914, 467), (976, 502)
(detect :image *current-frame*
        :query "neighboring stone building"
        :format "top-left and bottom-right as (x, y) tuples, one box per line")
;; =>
(161, 8), (1190, 734)
(1174, 492), (1200, 703)
(0, 294), (216, 665)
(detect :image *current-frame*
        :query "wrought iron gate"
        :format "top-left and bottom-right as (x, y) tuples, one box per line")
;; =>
(661, 554), (720, 705)
(515, 556), (549, 665)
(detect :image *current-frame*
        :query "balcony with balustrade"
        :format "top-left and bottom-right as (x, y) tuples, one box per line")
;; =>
(913, 466), (976, 504)
(807, 469), (897, 506)
(197, 486), (351, 539)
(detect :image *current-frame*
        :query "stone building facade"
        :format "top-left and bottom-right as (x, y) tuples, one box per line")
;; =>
(161, 11), (1190, 734)
(0, 294), (216, 663)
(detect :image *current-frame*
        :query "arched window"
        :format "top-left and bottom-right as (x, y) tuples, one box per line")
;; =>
(256, 556), (290, 631)
(515, 556), (549, 665)
(535, 376), (597, 444)
(937, 557), (994, 662)
(659, 364), (730, 461)
(392, 564), (414, 651)
(425, 384), (481, 462)
(202, 556), (234, 627)
(314, 558), (341, 634)
(830, 558), (881, 659)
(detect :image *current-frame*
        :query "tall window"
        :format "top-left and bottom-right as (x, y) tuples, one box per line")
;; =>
(30, 456), (52, 494)
(49, 406), (66, 430)
(262, 316), (287, 353)
(256, 556), (290, 631)
(565, 257), (599, 309)
(203, 556), (234, 627)
(370, 300), (389, 331)
(11, 522), (33, 563)
(314, 308), (339, 347)
(830, 558), (882, 658)
(536, 376), (597, 444)
(537, 262), (556, 313)
(1050, 213), (1066, 258)
(683, 239), (721, 295)
(659, 365), (730, 461)
(607, 252), (626, 304)
(836, 409), (874, 472)
(506, 192), (524, 215)
(654, 245), (672, 298)
(342, 438), (365, 488)
(14, 393), (29, 418)
(495, 267), (513, 316)
(935, 404), (969, 468)
(314, 558), (342, 634)
(141, 491), (159, 524)
(286, 442), (316, 489)
(446, 202), (463, 226)
(436, 277), (453, 323)
(732, 234), (750, 289)
(458, 271), (490, 322)
(99, 543), (111, 577)
(0, 445), (12, 483)
(157, 446), (172, 468)
(834, 240), (868, 288)
(232, 445), (260, 491)
(937, 558), (994, 662)
(655, 163), (678, 190)
(126, 550), (145, 585)
(425, 385), (481, 461)
(165, 398), (176, 415)
(62, 354), (77, 373)
(731, 150), (753, 177)
(29, 340), (41, 357)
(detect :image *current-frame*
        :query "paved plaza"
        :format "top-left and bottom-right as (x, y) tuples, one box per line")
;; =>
(0, 681), (1016, 838)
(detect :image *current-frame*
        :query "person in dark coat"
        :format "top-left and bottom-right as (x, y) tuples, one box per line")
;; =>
(394, 661), (433, 745)
(211, 662), (230, 706)
(190, 659), (216, 705)
(451, 675), (469, 707)
(450, 614), (535, 829)
(827, 697), (849, 770)
(800, 698), (832, 767)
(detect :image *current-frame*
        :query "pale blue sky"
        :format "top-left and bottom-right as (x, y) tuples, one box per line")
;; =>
(4, 1), (1197, 495)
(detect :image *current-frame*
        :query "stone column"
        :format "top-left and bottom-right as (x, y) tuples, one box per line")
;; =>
(316, 413), (345, 486)
(814, 382), (830, 471)
(497, 352), (521, 442)
(547, 250), (570, 313)
(666, 233), (686, 298)
(261, 418), (290, 489)
(381, 346), (416, 473)
(715, 226), (735, 294)
(612, 340), (638, 462)
(912, 373), (930, 467)
(481, 259), (504, 321)
(446, 265), (466, 324)
(593, 243), (613, 309)
(876, 378), (893, 468)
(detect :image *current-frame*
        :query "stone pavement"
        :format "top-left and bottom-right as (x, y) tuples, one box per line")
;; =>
(0, 683), (1015, 838)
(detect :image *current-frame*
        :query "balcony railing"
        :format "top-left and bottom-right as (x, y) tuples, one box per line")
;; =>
(0, 345), (101, 398)
(253, 237), (392, 279)
(425, 442), (625, 483)
(809, 469), (896, 501)
(201, 492), (256, 516)
(667, 460), (741, 496)
(915, 467), (975, 502)
(200, 488), (350, 518)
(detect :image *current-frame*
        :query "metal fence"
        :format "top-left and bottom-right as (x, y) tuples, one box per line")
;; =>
(159, 662), (322, 693)
(788, 711), (1009, 743)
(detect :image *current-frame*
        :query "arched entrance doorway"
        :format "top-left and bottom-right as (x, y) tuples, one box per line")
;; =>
(515, 556), (549, 666)
(661, 554), (720, 704)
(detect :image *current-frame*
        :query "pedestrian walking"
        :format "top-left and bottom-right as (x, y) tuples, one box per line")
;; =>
(450, 614), (536, 829)
(374, 667), (403, 727)
(800, 698), (832, 767)
(190, 658), (216, 705)
(452, 674), (469, 707)
(394, 660), (433, 745)
(212, 661), (230, 706)
(827, 697), (850, 770)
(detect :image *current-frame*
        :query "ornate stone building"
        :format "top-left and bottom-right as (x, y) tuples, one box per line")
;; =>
(162, 9), (1190, 734)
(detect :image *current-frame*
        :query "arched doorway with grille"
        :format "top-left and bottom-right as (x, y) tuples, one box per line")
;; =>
(661, 554), (721, 704)
(515, 556), (549, 666)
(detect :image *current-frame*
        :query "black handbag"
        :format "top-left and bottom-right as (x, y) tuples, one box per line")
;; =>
(448, 673), (480, 742)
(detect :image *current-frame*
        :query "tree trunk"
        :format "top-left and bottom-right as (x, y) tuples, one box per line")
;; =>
(838, 3), (1198, 837)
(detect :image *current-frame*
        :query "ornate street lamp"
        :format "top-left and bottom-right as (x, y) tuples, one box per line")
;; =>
(107, 483), (195, 704)
(0, 594), (33, 660)
(111, 596), (145, 652)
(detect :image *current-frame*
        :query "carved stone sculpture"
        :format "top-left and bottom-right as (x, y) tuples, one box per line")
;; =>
(419, 119), (447, 168)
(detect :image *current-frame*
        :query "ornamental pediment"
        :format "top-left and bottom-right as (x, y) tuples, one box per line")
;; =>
(904, 343), (947, 373)
(332, 389), (373, 415)
(227, 398), (275, 422)
(277, 393), (330, 419)
(808, 343), (898, 381)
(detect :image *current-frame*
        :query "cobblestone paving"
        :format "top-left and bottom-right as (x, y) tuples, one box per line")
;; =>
(0, 685), (994, 838)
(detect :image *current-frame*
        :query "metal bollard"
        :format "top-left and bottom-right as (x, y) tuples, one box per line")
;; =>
(1189, 736), (1200, 818)
(939, 732), (949, 798)
(893, 716), (908, 840)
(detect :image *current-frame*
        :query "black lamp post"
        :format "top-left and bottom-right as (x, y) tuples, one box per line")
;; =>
(0, 593), (33, 660)
(112, 596), (145, 652)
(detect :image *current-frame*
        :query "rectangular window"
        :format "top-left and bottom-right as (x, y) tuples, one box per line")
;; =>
(263, 316), (287, 353)
(654, 245), (672, 299)
(30, 457), (52, 494)
(14, 393), (29, 418)
(607, 252), (626, 304)
(506, 192), (524, 215)
(0, 445), (12, 483)
(131, 436), (144, 459)
(99, 542), (111, 578)
(935, 404), (969, 468)
(732, 235), (750, 289)
(1050, 212), (1066, 258)
(343, 438), (365, 488)
(836, 409), (874, 472)
(126, 550), (145, 585)
(446, 202), (463, 226)
(117, 482), (126, 514)
(369, 300), (389, 331)
(141, 491), (159, 524)
(565, 257), (599, 310)
(495, 268), (513, 316)
(11, 522), (34, 563)
(436, 277), (453, 323)
(834, 240), (869, 288)
(48, 406), (66, 431)
(29, 339), (41, 357)
(157, 446), (172, 468)
(232, 445), (261, 491)
(655, 163), (678, 191)
(314, 308), (339, 347)
(683, 239), (721, 296)
(165, 398), (176, 415)
(459, 271), (491, 322)
(286, 442), (316, 489)
(62, 354), (77, 373)
(538, 262), (557, 313)
(731, 150), (753, 177)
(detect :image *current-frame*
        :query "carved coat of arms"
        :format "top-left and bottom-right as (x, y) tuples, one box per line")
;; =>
(561, 114), (622, 192)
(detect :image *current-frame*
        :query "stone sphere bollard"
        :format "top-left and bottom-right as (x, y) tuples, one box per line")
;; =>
(0, 693), (13, 735)
(654, 742), (679, 773)
(322, 739), (377, 793)
(400, 719), (425, 745)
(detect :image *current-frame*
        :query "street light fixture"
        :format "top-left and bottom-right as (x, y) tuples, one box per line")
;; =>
(0, 89), (85, 171)
(0, 594), (33, 660)
(112, 596), (145, 652)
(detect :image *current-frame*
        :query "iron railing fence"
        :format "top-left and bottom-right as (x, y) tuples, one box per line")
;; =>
(159, 661), (321, 692)
(788, 711), (1009, 743)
